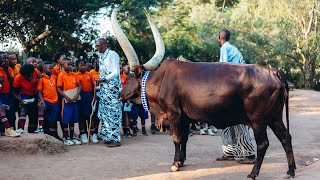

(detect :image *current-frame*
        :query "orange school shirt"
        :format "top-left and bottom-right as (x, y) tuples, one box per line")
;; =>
(53, 65), (63, 77)
(12, 64), (21, 77)
(38, 74), (58, 104)
(89, 69), (99, 82)
(34, 68), (41, 77)
(0, 67), (14, 93)
(74, 71), (93, 92)
(13, 73), (37, 96)
(120, 74), (126, 88)
(57, 71), (78, 91)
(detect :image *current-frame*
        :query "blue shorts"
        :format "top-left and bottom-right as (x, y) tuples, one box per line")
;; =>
(78, 92), (93, 118)
(44, 101), (58, 123)
(0, 93), (13, 109)
(129, 103), (149, 120)
(62, 100), (79, 125)
(0, 93), (15, 122)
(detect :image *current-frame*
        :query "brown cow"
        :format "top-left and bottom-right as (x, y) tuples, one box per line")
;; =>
(111, 9), (296, 180)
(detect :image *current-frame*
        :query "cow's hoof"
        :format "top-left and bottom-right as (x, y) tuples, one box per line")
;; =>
(246, 175), (255, 180)
(283, 174), (294, 179)
(171, 165), (179, 172)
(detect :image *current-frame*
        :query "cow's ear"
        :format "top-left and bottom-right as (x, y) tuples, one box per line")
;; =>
(134, 66), (143, 78)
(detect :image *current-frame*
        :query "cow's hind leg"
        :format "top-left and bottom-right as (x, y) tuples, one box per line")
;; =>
(248, 124), (269, 179)
(268, 118), (296, 178)
(179, 116), (190, 166)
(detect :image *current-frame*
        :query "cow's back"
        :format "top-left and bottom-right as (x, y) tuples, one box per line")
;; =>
(158, 59), (285, 128)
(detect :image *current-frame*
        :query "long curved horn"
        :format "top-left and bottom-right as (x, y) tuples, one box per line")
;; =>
(111, 9), (140, 70)
(143, 9), (165, 71)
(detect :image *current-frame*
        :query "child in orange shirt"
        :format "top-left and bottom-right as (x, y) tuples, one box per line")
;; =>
(8, 53), (21, 77)
(38, 61), (59, 139)
(57, 57), (82, 145)
(26, 57), (45, 133)
(13, 64), (38, 133)
(74, 60), (98, 143)
(89, 59), (101, 139)
(52, 53), (65, 77)
(0, 52), (19, 136)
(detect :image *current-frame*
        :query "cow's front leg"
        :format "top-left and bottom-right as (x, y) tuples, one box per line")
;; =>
(171, 122), (182, 172)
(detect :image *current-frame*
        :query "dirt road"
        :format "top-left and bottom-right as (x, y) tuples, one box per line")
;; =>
(0, 89), (320, 179)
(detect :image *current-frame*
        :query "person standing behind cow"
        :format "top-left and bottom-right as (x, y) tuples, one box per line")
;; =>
(95, 38), (122, 147)
(216, 29), (256, 164)
(121, 64), (133, 137)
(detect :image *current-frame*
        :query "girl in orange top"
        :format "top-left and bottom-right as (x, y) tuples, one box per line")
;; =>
(13, 64), (38, 133)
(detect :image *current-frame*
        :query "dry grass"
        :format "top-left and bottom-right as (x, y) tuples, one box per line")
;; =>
(0, 134), (67, 154)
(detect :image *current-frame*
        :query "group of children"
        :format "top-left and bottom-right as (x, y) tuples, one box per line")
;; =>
(0, 51), (152, 146)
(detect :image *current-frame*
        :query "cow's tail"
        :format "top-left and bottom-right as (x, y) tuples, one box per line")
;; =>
(284, 78), (289, 133)
(276, 70), (290, 133)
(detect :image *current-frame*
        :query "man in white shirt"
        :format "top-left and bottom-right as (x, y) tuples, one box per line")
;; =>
(95, 38), (122, 147)
(216, 29), (256, 164)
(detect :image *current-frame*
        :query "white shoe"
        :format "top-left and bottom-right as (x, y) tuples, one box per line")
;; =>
(15, 128), (24, 134)
(210, 126), (218, 133)
(90, 134), (99, 143)
(208, 129), (215, 136)
(80, 134), (88, 143)
(5, 128), (20, 137)
(34, 126), (44, 133)
(63, 138), (74, 146)
(71, 137), (82, 145)
(200, 129), (207, 135)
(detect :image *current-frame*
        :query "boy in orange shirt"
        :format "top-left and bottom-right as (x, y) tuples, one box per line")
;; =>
(0, 52), (19, 136)
(38, 61), (59, 139)
(8, 53), (21, 77)
(57, 57), (82, 145)
(13, 64), (38, 133)
(74, 60), (98, 143)
(53, 53), (65, 77)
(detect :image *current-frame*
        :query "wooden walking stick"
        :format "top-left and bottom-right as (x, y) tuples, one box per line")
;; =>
(87, 83), (97, 145)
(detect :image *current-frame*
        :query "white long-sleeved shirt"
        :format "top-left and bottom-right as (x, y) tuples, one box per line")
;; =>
(99, 49), (120, 80)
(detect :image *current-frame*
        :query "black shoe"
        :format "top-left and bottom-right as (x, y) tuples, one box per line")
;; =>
(150, 124), (156, 134)
(104, 140), (113, 144)
(107, 142), (121, 147)
(142, 129), (148, 136)
(124, 132), (132, 138)
(132, 130), (137, 137)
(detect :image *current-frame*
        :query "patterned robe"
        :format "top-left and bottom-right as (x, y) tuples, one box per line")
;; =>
(98, 49), (122, 142)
